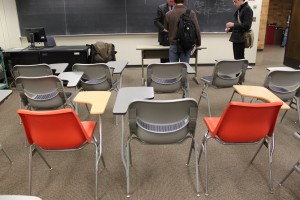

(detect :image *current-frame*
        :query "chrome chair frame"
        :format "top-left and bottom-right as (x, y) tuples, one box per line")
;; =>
(279, 131), (300, 185)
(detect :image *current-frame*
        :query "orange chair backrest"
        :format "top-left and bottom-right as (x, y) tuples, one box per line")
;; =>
(211, 101), (282, 143)
(17, 109), (94, 149)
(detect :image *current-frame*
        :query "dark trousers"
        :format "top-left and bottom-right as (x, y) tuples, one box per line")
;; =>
(159, 43), (169, 63)
(160, 58), (169, 63)
(233, 43), (245, 60)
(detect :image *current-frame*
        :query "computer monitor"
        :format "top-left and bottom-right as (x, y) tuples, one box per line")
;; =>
(24, 27), (47, 49)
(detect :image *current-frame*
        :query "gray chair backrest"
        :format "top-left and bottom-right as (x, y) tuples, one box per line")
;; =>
(13, 64), (53, 78)
(146, 62), (188, 93)
(128, 98), (198, 144)
(72, 63), (112, 91)
(264, 70), (300, 101)
(15, 76), (67, 110)
(211, 59), (248, 87)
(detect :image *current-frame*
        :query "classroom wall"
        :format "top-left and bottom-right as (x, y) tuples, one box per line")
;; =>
(268, 0), (292, 28)
(0, 0), (262, 65)
(257, 0), (270, 50)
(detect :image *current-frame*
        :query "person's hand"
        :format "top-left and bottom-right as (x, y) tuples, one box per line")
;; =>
(163, 29), (168, 32)
(226, 22), (234, 28)
(225, 27), (230, 33)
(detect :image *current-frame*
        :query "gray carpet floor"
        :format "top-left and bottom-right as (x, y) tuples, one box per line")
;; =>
(0, 46), (299, 200)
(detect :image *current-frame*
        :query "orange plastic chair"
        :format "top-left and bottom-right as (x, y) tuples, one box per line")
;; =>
(193, 101), (282, 195)
(17, 109), (105, 200)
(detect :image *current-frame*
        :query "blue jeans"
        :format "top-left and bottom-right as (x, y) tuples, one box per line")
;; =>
(169, 45), (191, 63)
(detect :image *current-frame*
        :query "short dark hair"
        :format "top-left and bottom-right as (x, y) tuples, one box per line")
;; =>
(174, 0), (184, 4)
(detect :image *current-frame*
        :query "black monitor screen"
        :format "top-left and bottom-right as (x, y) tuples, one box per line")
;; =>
(24, 27), (47, 44)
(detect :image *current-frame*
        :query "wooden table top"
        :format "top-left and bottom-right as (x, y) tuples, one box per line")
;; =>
(233, 85), (290, 110)
(73, 91), (111, 115)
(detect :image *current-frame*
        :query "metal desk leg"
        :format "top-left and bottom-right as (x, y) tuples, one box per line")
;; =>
(75, 87), (79, 114)
(120, 115), (130, 197)
(141, 51), (145, 85)
(193, 50), (200, 84)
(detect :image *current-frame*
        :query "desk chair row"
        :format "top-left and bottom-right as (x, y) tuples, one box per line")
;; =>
(11, 63), (119, 112)
(7, 61), (300, 199)
(15, 98), (299, 199)
(196, 60), (300, 128)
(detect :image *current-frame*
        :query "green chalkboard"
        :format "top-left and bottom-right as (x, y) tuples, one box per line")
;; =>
(16, 0), (234, 35)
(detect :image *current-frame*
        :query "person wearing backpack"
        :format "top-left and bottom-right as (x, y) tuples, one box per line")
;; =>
(164, 0), (201, 63)
(225, 0), (253, 60)
(154, 0), (175, 63)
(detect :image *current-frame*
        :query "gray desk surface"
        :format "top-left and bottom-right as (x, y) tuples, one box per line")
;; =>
(136, 45), (207, 84)
(113, 87), (154, 115)
(136, 45), (207, 51)
(49, 63), (68, 74)
(107, 60), (128, 74)
(267, 66), (297, 71)
(0, 195), (41, 200)
(186, 63), (195, 74)
(58, 71), (84, 87)
(0, 90), (12, 104)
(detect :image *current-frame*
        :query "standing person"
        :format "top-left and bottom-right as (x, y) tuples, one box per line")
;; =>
(281, 14), (290, 47)
(164, 0), (201, 63)
(225, 0), (253, 60)
(154, 0), (175, 63)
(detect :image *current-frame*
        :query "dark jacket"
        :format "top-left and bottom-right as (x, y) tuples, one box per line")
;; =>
(164, 4), (201, 46)
(229, 2), (253, 43)
(154, 3), (170, 45)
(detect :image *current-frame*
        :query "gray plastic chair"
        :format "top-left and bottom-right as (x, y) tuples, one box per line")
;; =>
(13, 64), (54, 111)
(15, 76), (74, 110)
(263, 70), (300, 124)
(198, 59), (248, 116)
(73, 63), (118, 92)
(12, 64), (53, 79)
(124, 98), (200, 197)
(146, 62), (189, 98)
(279, 131), (300, 186)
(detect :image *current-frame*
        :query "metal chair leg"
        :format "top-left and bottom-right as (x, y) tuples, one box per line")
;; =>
(267, 140), (274, 192)
(126, 140), (131, 198)
(186, 140), (194, 165)
(29, 145), (33, 195)
(203, 138), (209, 196)
(94, 143), (99, 200)
(279, 160), (300, 185)
(250, 141), (264, 164)
(198, 84), (211, 117)
(193, 139), (200, 197)
(280, 99), (293, 122)
(34, 149), (52, 170)
(0, 144), (13, 164)
(229, 90), (236, 102)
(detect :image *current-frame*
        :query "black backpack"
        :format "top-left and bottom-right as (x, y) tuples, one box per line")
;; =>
(177, 9), (197, 53)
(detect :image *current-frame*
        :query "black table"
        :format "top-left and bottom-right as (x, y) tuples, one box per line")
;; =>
(4, 45), (90, 71)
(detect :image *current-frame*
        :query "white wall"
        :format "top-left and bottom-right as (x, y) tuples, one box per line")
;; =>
(0, 0), (262, 65)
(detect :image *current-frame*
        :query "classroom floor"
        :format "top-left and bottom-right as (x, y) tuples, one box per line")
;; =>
(0, 45), (299, 200)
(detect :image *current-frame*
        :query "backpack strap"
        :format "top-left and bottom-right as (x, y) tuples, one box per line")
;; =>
(185, 9), (191, 16)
